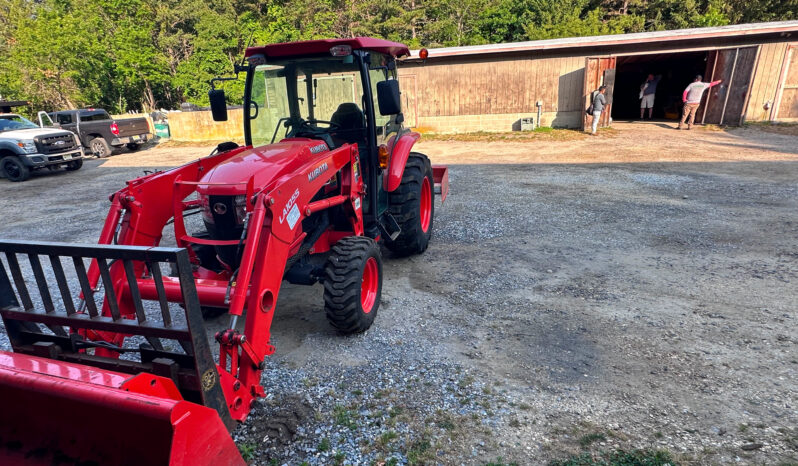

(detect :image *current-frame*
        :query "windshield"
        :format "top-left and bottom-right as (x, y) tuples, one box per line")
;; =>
(0, 115), (39, 132)
(248, 57), (367, 148)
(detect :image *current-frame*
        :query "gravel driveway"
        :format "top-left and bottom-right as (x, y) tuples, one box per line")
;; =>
(0, 123), (796, 465)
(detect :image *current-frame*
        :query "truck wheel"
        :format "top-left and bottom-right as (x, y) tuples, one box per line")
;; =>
(90, 138), (112, 158)
(1, 156), (31, 182)
(323, 236), (382, 334)
(65, 159), (83, 171)
(385, 152), (434, 256)
(126, 143), (141, 151)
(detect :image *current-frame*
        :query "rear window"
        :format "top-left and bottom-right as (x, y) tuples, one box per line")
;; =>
(53, 113), (73, 125)
(79, 110), (110, 122)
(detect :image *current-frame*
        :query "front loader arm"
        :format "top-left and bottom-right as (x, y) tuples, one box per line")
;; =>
(218, 143), (363, 421)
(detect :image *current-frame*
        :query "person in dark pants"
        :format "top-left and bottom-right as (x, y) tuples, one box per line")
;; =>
(591, 86), (607, 135)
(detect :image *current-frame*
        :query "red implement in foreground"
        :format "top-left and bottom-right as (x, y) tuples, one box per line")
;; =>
(0, 37), (447, 465)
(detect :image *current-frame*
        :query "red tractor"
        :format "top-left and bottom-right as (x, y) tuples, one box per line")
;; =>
(0, 38), (447, 465)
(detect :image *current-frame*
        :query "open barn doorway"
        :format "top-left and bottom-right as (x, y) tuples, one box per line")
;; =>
(612, 51), (709, 122)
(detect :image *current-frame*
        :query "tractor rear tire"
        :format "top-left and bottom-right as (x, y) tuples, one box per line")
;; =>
(385, 152), (434, 256)
(323, 236), (382, 334)
(1, 156), (31, 182)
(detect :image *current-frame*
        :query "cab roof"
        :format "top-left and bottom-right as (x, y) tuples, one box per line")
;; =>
(245, 37), (410, 60)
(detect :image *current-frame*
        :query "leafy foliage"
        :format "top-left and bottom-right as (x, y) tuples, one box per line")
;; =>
(0, 0), (790, 112)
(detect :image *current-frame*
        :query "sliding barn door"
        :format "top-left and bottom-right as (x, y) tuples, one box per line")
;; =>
(775, 45), (798, 120)
(583, 56), (616, 130)
(699, 46), (759, 126)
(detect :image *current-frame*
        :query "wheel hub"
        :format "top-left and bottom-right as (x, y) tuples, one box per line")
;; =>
(420, 177), (432, 233)
(360, 257), (379, 313)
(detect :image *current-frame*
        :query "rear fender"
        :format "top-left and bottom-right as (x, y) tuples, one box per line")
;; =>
(383, 131), (421, 192)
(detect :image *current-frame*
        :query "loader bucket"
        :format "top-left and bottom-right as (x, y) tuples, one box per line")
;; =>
(0, 352), (243, 466)
(0, 240), (243, 465)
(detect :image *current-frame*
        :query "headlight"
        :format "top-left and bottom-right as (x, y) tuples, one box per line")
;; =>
(16, 140), (37, 154)
(234, 195), (247, 224)
(200, 194), (214, 224)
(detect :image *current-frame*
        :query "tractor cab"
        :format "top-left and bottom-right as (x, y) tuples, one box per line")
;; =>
(210, 38), (414, 239)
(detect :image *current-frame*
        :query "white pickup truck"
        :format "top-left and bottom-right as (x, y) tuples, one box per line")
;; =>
(0, 113), (85, 182)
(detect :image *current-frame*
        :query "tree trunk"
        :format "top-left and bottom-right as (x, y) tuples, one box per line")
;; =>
(142, 80), (156, 112)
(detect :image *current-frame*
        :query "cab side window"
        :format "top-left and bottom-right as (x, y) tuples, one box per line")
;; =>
(56, 113), (73, 125)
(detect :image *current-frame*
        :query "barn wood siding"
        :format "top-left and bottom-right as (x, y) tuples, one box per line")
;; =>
(399, 55), (585, 131)
(775, 45), (798, 120)
(745, 42), (791, 121)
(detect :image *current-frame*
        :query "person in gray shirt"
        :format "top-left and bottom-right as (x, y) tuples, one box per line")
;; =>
(679, 75), (722, 129)
(591, 86), (607, 135)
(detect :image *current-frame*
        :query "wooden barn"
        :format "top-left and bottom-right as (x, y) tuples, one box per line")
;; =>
(398, 21), (798, 132)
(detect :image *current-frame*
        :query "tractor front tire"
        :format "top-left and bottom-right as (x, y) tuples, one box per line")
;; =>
(1, 156), (31, 182)
(323, 236), (382, 334)
(385, 152), (434, 256)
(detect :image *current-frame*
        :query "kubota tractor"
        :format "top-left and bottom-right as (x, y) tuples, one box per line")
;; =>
(0, 37), (447, 465)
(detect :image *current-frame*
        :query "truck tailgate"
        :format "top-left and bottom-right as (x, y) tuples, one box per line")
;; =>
(116, 118), (150, 137)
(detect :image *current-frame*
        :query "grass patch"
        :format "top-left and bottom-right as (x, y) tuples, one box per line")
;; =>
(376, 430), (399, 449)
(407, 432), (435, 465)
(579, 432), (606, 447)
(333, 451), (345, 465)
(237, 442), (257, 462)
(485, 458), (519, 466)
(318, 437), (331, 452)
(433, 409), (456, 430)
(333, 405), (357, 430)
(550, 449), (677, 466)
(418, 128), (587, 142)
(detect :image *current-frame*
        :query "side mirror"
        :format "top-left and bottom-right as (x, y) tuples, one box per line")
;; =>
(376, 80), (401, 116)
(209, 89), (228, 122)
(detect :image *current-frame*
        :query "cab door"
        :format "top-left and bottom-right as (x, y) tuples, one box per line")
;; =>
(37, 111), (57, 128)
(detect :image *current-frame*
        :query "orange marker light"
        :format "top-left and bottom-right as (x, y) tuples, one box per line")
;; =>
(378, 145), (389, 168)
(419, 48), (429, 60)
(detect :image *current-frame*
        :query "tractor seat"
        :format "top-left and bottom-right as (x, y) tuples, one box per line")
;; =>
(330, 103), (366, 147)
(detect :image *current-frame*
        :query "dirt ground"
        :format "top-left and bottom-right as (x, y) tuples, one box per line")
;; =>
(0, 122), (796, 465)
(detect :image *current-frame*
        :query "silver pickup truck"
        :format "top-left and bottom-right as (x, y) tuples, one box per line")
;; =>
(0, 113), (84, 182)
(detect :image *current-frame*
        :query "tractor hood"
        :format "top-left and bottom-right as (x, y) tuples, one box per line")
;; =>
(197, 138), (330, 196)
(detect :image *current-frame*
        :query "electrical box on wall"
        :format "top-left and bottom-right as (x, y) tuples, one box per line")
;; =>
(520, 117), (535, 131)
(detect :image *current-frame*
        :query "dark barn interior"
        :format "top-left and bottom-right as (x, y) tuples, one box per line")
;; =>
(612, 51), (709, 121)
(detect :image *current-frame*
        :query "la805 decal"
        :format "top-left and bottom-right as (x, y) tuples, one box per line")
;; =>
(279, 188), (301, 229)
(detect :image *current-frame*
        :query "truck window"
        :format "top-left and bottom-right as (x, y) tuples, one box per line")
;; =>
(79, 111), (111, 122)
(55, 113), (73, 125)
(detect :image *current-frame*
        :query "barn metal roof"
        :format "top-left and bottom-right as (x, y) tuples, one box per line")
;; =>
(407, 21), (798, 60)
